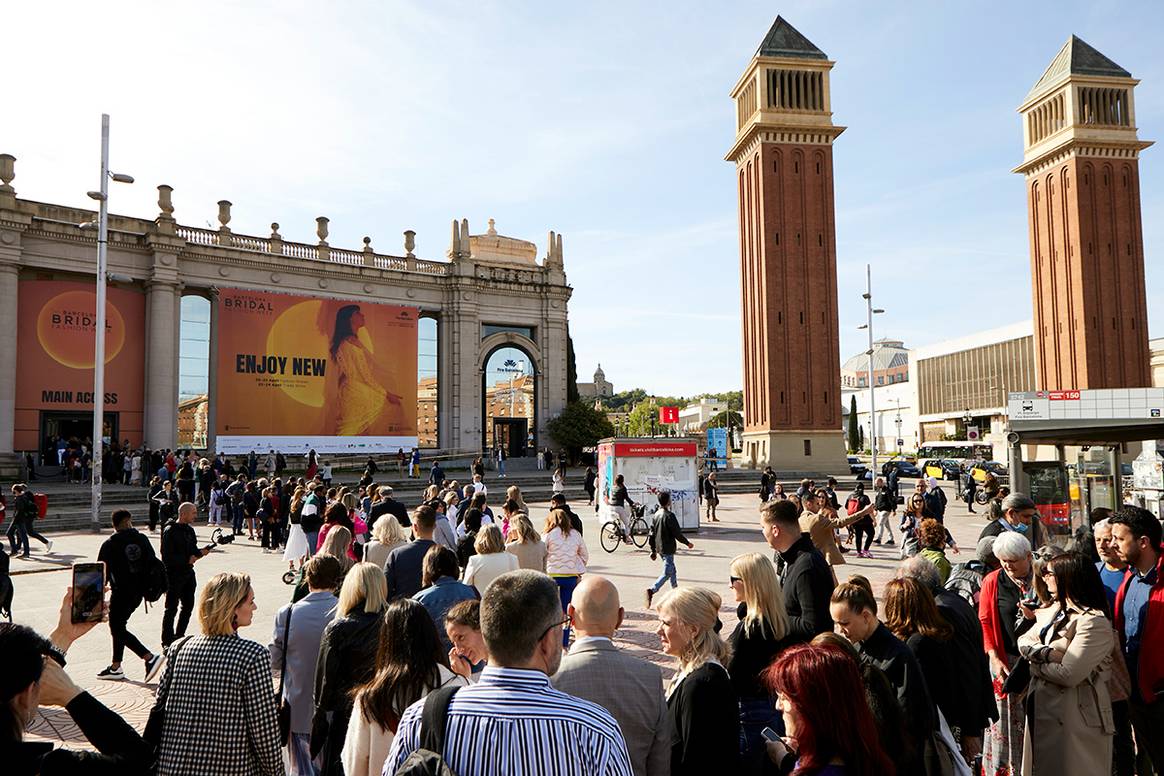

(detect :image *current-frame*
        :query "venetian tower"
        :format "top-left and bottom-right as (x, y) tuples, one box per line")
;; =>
(726, 17), (846, 471)
(1015, 36), (1153, 390)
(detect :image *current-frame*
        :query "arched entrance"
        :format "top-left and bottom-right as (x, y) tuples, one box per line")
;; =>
(481, 343), (537, 458)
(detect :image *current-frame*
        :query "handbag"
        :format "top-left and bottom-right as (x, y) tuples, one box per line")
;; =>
(277, 607), (293, 745)
(1001, 657), (1032, 695)
(144, 636), (193, 749)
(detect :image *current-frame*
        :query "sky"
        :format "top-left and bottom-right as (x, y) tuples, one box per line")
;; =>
(6, 1), (1164, 397)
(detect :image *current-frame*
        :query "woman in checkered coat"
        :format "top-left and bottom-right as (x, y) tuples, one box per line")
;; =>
(152, 572), (283, 775)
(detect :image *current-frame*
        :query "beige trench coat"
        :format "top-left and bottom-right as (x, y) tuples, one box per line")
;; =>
(1017, 603), (1114, 776)
(799, 507), (870, 566)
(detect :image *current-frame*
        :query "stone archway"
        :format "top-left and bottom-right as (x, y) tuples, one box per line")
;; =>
(479, 333), (540, 458)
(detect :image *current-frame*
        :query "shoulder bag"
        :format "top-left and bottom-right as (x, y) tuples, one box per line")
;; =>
(144, 636), (193, 749)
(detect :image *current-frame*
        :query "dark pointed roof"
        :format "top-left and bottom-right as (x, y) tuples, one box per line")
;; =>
(1026, 35), (1131, 100)
(756, 16), (827, 60)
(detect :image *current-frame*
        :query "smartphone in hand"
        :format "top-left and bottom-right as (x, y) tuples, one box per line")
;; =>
(71, 562), (106, 624)
(760, 727), (782, 743)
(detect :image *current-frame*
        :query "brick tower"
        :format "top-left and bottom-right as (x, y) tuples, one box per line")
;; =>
(726, 17), (846, 471)
(1015, 36), (1153, 390)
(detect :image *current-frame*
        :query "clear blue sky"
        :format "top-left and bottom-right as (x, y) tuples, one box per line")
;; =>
(7, 1), (1163, 397)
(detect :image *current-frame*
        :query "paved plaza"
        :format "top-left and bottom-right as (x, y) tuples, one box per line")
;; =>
(11, 483), (989, 748)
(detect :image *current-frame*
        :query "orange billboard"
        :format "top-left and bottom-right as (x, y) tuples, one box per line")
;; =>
(215, 289), (418, 454)
(14, 280), (145, 450)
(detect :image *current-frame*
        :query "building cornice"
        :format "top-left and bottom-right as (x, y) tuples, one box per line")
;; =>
(1013, 138), (1154, 176)
(726, 124), (846, 163)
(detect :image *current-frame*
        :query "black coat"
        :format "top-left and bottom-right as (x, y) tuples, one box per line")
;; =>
(648, 509), (689, 556)
(6, 691), (153, 775)
(666, 662), (739, 776)
(859, 623), (936, 739)
(934, 589), (998, 732)
(311, 610), (382, 775)
(774, 534), (836, 642)
(727, 602), (797, 700)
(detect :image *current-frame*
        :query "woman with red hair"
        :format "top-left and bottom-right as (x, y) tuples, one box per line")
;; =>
(762, 643), (894, 776)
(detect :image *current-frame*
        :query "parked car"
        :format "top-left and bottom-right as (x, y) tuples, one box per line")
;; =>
(847, 456), (868, 478)
(966, 460), (1007, 482)
(881, 459), (922, 478)
(921, 458), (962, 481)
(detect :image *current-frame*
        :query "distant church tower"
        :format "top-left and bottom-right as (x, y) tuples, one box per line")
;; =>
(726, 17), (846, 471)
(1015, 36), (1152, 389)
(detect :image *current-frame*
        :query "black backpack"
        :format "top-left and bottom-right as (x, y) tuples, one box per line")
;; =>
(142, 556), (168, 603)
(393, 685), (460, 776)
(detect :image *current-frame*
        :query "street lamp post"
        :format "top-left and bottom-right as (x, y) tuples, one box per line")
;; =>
(894, 397), (903, 456)
(83, 114), (133, 532)
(857, 264), (885, 479)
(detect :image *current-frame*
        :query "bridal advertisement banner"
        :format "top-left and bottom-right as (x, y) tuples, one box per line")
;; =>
(215, 289), (418, 454)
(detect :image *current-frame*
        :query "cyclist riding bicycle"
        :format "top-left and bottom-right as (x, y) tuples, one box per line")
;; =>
(610, 474), (637, 542)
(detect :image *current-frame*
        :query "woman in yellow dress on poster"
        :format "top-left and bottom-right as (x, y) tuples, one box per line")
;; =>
(330, 305), (402, 435)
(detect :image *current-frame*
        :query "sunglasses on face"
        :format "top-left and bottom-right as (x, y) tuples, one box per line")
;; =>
(539, 616), (570, 641)
(730, 576), (742, 585)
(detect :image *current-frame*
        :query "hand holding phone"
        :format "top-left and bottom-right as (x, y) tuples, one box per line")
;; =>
(70, 563), (106, 624)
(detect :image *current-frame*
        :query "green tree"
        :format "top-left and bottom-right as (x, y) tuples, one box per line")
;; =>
(547, 401), (615, 463)
(625, 398), (659, 436)
(847, 395), (859, 453)
(566, 333), (579, 404)
(858, 425), (865, 453)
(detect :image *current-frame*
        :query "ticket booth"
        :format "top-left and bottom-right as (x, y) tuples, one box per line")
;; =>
(597, 438), (700, 531)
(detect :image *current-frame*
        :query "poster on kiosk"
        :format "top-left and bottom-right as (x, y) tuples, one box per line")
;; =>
(596, 438), (700, 531)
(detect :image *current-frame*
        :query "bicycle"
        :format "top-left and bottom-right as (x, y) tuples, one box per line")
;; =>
(600, 504), (650, 553)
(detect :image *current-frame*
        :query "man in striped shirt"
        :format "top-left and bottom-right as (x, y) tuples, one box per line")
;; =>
(384, 570), (634, 776)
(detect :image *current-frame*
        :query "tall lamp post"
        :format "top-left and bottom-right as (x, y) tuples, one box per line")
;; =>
(894, 397), (903, 456)
(81, 114), (133, 532)
(857, 264), (885, 479)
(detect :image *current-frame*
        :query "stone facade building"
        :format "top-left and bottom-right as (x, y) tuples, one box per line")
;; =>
(0, 154), (572, 468)
(577, 364), (613, 402)
(726, 16), (846, 471)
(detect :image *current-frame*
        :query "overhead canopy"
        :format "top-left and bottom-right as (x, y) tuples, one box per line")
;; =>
(1010, 417), (1164, 446)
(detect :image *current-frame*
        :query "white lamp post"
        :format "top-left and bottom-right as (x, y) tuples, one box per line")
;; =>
(81, 114), (133, 531)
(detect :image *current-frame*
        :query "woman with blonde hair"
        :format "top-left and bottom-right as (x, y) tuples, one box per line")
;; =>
(152, 572), (282, 775)
(363, 514), (407, 569)
(505, 484), (529, 518)
(544, 508), (588, 646)
(655, 587), (739, 774)
(505, 513), (547, 571)
(313, 563), (389, 776)
(461, 523), (518, 594)
(727, 553), (795, 772)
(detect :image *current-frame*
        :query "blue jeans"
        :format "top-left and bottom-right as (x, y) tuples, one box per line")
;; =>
(739, 697), (783, 774)
(498, 460), (506, 476)
(232, 503), (245, 533)
(649, 554), (677, 593)
(553, 575), (580, 647)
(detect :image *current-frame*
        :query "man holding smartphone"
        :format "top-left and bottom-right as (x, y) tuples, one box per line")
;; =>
(97, 509), (164, 681)
(160, 502), (209, 648)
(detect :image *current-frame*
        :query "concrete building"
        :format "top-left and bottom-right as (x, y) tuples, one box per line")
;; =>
(678, 398), (728, 433)
(841, 382), (917, 456)
(912, 321), (1037, 456)
(1016, 36), (1152, 390)
(577, 364), (613, 402)
(0, 154), (572, 469)
(727, 16), (846, 472)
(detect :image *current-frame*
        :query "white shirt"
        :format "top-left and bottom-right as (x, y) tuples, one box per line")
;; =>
(462, 551), (519, 594)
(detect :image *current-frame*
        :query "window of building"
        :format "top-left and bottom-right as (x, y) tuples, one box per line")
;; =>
(482, 324), (534, 341)
(803, 439), (812, 456)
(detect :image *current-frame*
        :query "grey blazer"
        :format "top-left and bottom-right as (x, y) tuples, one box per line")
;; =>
(269, 590), (338, 734)
(552, 637), (670, 776)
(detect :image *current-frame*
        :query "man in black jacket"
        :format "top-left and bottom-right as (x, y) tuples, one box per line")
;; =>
(368, 485), (410, 528)
(96, 509), (163, 681)
(549, 493), (584, 535)
(760, 499), (834, 642)
(645, 491), (694, 608)
(160, 502), (208, 648)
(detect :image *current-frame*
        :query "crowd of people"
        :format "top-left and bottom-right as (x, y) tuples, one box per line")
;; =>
(2, 457), (1163, 776)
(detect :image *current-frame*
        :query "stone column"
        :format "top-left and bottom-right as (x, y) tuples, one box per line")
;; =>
(206, 289), (219, 453)
(0, 263), (18, 453)
(143, 280), (180, 449)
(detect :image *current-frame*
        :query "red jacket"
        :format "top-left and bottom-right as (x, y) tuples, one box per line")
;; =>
(1114, 549), (1164, 703)
(978, 568), (1007, 660)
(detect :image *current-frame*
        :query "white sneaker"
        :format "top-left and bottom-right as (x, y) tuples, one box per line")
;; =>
(45, 539), (54, 554)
